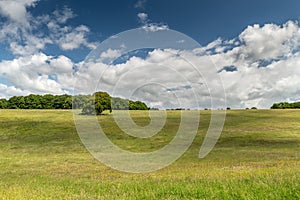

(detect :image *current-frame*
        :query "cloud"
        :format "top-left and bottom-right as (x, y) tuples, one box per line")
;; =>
(134, 0), (147, 9)
(73, 21), (300, 109)
(137, 12), (148, 24)
(209, 21), (300, 108)
(238, 21), (300, 61)
(8, 35), (52, 56)
(55, 25), (97, 51)
(0, 53), (75, 95)
(137, 12), (169, 32)
(100, 49), (122, 60)
(0, 0), (51, 55)
(0, 83), (30, 99)
(141, 23), (169, 32)
(53, 6), (75, 24)
(0, 2), (96, 56)
(74, 48), (222, 109)
(1, 15), (300, 110)
(47, 12), (98, 51)
(49, 55), (74, 73)
(0, 0), (38, 27)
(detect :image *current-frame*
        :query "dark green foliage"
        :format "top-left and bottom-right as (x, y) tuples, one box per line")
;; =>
(53, 94), (72, 109)
(8, 96), (21, 109)
(251, 107), (257, 109)
(24, 94), (42, 109)
(81, 98), (96, 115)
(40, 94), (54, 109)
(94, 91), (112, 114)
(271, 101), (300, 109)
(82, 92), (112, 115)
(129, 100), (148, 110)
(0, 98), (8, 108)
(112, 97), (149, 110)
(0, 92), (149, 112)
(72, 95), (91, 109)
(3, 94), (72, 109)
(111, 97), (129, 110)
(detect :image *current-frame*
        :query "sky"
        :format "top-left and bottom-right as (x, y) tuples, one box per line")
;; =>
(0, 0), (300, 109)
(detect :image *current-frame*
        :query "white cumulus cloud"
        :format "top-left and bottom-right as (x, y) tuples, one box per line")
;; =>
(137, 12), (148, 24)
(72, 21), (300, 109)
(0, 2), (96, 56)
(0, 53), (75, 95)
(0, 0), (38, 27)
(0, 7), (300, 111)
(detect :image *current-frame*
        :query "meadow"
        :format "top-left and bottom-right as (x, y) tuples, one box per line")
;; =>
(0, 109), (299, 199)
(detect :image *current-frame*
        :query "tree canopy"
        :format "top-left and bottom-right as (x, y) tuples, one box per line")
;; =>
(82, 92), (112, 115)
(0, 92), (149, 115)
(271, 101), (300, 109)
(112, 97), (148, 110)
(0, 94), (72, 109)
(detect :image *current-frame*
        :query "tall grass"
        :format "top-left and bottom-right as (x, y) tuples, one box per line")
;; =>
(0, 109), (299, 199)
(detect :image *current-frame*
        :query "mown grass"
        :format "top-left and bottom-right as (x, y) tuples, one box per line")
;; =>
(0, 109), (299, 199)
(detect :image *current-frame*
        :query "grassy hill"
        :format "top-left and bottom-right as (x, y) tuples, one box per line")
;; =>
(0, 109), (299, 199)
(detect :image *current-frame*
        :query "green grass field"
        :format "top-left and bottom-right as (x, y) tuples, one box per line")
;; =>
(0, 109), (299, 199)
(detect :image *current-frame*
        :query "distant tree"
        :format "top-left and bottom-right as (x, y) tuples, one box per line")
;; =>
(129, 100), (148, 110)
(82, 92), (112, 115)
(53, 94), (72, 109)
(63, 96), (72, 109)
(24, 94), (41, 109)
(2, 92), (148, 111)
(226, 107), (231, 110)
(271, 103), (279, 109)
(17, 96), (26, 109)
(41, 94), (54, 109)
(111, 97), (129, 110)
(251, 107), (257, 110)
(73, 95), (90, 109)
(280, 102), (291, 109)
(8, 96), (20, 109)
(271, 101), (300, 109)
(112, 98), (148, 110)
(0, 99), (8, 109)
(81, 98), (96, 115)
(292, 101), (300, 108)
(95, 92), (111, 114)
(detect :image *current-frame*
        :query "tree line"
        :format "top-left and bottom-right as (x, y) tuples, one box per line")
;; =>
(0, 94), (72, 109)
(271, 101), (300, 109)
(0, 92), (149, 114)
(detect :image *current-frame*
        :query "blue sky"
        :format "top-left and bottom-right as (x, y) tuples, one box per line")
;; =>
(35, 0), (300, 43)
(1, 0), (300, 108)
(2, 0), (300, 61)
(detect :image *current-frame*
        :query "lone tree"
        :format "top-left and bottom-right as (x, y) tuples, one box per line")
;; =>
(82, 92), (112, 115)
